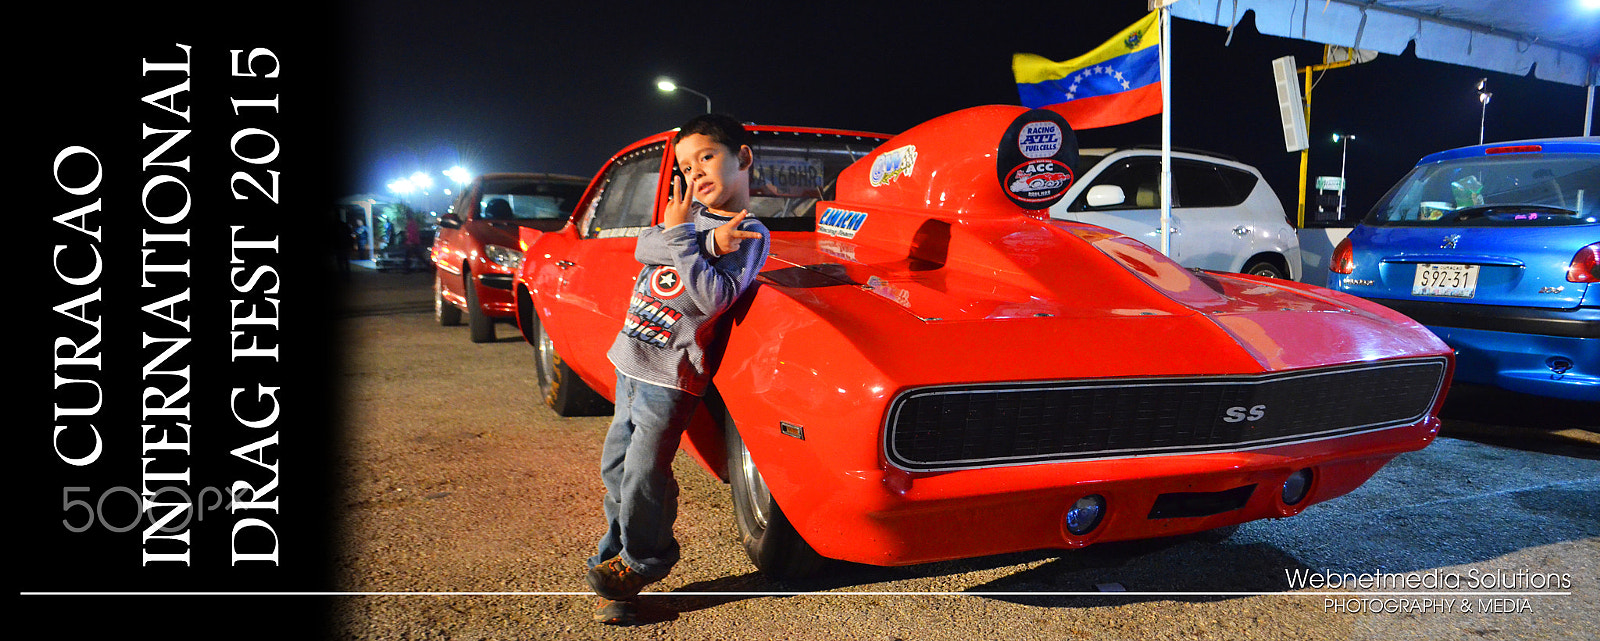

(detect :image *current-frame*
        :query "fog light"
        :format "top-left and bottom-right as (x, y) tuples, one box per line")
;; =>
(1064, 494), (1106, 536)
(1282, 468), (1313, 505)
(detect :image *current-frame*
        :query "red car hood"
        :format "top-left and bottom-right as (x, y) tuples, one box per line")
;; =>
(742, 105), (1448, 382)
(757, 209), (1444, 381)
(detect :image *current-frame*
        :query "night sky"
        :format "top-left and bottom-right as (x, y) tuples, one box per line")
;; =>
(339, 1), (1598, 219)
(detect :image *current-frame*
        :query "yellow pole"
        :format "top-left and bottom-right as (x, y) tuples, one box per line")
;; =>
(1295, 47), (1356, 228)
(1297, 65), (1313, 228)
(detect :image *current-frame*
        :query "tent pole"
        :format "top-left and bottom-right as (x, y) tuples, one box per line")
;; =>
(1586, 84), (1594, 136)
(1159, 4), (1173, 257)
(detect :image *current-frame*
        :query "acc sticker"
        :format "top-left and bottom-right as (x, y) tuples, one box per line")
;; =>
(869, 145), (917, 187)
(648, 265), (684, 299)
(1005, 160), (1075, 204)
(1018, 121), (1062, 159)
(818, 207), (868, 239)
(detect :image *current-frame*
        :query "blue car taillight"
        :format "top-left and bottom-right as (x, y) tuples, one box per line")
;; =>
(1569, 242), (1599, 283)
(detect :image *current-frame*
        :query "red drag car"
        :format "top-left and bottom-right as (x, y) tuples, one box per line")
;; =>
(433, 172), (589, 342)
(514, 106), (1454, 578)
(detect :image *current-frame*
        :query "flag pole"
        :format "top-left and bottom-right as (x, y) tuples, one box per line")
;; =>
(1153, 0), (1174, 256)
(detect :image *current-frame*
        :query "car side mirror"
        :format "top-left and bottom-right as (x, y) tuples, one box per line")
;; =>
(438, 214), (463, 229)
(1085, 184), (1126, 208)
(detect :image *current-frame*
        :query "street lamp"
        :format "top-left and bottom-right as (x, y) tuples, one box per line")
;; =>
(656, 77), (711, 113)
(409, 171), (433, 192)
(387, 177), (416, 196)
(1476, 78), (1493, 145)
(1332, 133), (1356, 219)
(444, 165), (471, 186)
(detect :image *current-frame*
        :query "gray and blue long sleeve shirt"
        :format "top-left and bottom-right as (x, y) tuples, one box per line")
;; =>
(607, 203), (770, 396)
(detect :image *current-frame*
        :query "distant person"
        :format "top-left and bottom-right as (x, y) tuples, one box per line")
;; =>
(584, 114), (768, 625)
(402, 213), (426, 272)
(352, 217), (371, 262)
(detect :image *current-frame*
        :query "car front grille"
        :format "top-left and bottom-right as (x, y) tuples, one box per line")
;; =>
(884, 358), (1447, 472)
(479, 273), (515, 290)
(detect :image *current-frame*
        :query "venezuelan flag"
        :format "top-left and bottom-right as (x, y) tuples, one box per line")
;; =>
(1013, 12), (1162, 129)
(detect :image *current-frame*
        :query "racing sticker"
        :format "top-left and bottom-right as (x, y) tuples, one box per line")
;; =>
(1018, 120), (1063, 159)
(648, 265), (685, 299)
(1005, 159), (1075, 205)
(996, 108), (1078, 210)
(869, 145), (917, 187)
(866, 275), (911, 308)
(818, 207), (868, 239)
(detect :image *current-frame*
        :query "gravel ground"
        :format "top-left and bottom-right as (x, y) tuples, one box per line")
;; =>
(330, 269), (1598, 640)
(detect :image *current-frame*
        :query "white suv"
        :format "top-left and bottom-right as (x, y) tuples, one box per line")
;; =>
(1049, 148), (1301, 280)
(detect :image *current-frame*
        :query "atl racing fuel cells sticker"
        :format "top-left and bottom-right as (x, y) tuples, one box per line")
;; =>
(996, 109), (1078, 210)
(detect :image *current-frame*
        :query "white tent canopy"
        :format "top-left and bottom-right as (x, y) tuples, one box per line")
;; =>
(1170, 0), (1600, 87)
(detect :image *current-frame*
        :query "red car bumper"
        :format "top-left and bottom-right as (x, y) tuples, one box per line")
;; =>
(794, 418), (1437, 566)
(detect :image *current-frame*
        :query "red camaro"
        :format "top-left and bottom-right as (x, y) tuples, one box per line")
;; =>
(514, 106), (1454, 578)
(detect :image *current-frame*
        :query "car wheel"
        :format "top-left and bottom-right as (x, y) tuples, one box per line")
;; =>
(435, 272), (462, 326)
(532, 317), (611, 416)
(1243, 260), (1286, 279)
(725, 415), (827, 580)
(466, 272), (496, 343)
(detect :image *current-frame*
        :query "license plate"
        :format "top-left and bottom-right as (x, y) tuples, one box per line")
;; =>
(1411, 263), (1479, 298)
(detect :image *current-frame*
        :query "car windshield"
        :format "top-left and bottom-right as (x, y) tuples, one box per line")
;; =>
(478, 178), (587, 221)
(744, 134), (885, 230)
(1363, 152), (1599, 227)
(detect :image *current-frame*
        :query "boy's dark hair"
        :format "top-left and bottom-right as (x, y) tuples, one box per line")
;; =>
(672, 113), (749, 152)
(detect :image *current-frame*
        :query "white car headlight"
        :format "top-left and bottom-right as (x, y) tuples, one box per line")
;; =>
(483, 244), (524, 271)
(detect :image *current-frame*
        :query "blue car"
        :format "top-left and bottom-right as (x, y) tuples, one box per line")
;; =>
(1328, 138), (1599, 402)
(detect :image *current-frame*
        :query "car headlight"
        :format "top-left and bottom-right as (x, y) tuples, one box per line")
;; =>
(483, 244), (523, 271)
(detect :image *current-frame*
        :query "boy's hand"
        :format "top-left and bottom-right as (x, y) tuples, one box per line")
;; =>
(663, 173), (691, 227)
(709, 209), (762, 256)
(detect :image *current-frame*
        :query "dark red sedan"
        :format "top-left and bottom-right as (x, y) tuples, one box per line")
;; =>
(432, 172), (589, 342)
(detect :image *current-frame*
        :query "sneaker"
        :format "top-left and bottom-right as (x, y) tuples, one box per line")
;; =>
(586, 556), (660, 600)
(593, 598), (638, 625)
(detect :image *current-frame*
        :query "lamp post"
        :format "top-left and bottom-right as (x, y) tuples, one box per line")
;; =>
(656, 78), (711, 113)
(1332, 133), (1356, 219)
(1476, 78), (1493, 145)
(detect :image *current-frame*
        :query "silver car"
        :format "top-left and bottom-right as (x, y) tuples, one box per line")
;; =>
(1049, 148), (1301, 280)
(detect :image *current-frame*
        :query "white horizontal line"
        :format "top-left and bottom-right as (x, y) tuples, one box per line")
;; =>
(17, 591), (1573, 597)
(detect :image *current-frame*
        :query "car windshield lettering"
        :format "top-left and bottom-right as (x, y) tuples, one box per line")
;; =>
(1364, 153), (1599, 227)
(745, 138), (881, 224)
(479, 180), (586, 221)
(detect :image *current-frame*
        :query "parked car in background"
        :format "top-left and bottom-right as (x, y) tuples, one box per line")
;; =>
(433, 172), (589, 342)
(1049, 147), (1301, 280)
(515, 106), (1453, 579)
(1328, 137), (1598, 402)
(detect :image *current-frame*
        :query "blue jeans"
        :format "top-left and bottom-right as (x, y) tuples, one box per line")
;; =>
(587, 371), (700, 578)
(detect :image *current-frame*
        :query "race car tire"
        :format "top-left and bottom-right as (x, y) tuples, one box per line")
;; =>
(726, 415), (827, 580)
(435, 271), (462, 326)
(1243, 259), (1286, 280)
(532, 317), (611, 416)
(466, 271), (496, 343)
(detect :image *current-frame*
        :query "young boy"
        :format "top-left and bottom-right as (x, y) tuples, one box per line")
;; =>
(587, 114), (769, 624)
